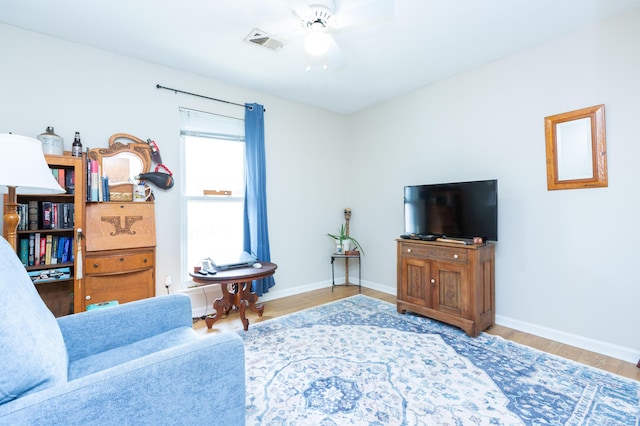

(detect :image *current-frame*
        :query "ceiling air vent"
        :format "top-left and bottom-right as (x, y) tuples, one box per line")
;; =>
(244, 29), (286, 51)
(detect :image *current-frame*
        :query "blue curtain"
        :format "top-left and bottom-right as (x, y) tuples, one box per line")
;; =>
(243, 103), (275, 296)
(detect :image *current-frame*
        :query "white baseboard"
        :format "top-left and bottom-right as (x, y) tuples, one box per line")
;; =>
(234, 278), (396, 304)
(359, 279), (396, 295)
(185, 277), (395, 317)
(184, 280), (333, 317)
(495, 314), (639, 365)
(258, 280), (331, 302)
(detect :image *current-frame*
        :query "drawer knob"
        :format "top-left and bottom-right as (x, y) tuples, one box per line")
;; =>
(120, 258), (125, 262)
(407, 248), (412, 253)
(143, 258), (148, 263)
(453, 254), (458, 259)
(85, 295), (91, 300)
(93, 263), (99, 268)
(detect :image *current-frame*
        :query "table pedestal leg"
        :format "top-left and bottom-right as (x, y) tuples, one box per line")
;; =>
(242, 281), (264, 317)
(205, 281), (264, 331)
(236, 281), (264, 331)
(229, 283), (250, 331)
(205, 283), (234, 329)
(238, 298), (249, 331)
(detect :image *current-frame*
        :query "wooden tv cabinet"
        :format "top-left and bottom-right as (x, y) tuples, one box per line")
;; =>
(396, 239), (495, 337)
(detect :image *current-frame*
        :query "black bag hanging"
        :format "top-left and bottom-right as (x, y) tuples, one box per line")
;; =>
(138, 164), (174, 189)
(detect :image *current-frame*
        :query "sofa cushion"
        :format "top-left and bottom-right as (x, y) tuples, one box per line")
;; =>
(68, 327), (199, 381)
(0, 238), (69, 404)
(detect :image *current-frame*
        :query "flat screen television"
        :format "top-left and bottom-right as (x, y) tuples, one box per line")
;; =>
(404, 179), (498, 242)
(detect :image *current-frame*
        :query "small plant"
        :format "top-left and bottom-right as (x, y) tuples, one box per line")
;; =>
(327, 224), (365, 255)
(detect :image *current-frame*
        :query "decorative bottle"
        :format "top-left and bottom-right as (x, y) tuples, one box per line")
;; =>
(37, 126), (64, 155)
(72, 131), (83, 157)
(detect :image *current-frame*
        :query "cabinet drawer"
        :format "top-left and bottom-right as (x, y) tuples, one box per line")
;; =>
(401, 243), (468, 263)
(86, 251), (154, 274)
(86, 202), (155, 251)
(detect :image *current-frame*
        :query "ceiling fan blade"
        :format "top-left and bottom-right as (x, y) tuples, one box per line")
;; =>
(286, 0), (314, 21)
(334, 0), (394, 28)
(259, 17), (307, 41)
(326, 35), (347, 70)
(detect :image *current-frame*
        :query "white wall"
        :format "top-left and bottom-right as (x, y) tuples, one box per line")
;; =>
(0, 23), (349, 312)
(349, 9), (640, 362)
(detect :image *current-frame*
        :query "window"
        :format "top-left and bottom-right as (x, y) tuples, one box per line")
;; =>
(180, 108), (245, 280)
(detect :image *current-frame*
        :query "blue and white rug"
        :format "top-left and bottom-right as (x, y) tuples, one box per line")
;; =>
(239, 295), (640, 425)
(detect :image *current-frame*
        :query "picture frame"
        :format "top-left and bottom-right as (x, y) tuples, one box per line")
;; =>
(544, 104), (607, 190)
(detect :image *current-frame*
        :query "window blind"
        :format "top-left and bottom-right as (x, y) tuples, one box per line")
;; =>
(179, 107), (245, 141)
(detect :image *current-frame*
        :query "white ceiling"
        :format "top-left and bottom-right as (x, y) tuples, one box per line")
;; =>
(2, 0), (640, 114)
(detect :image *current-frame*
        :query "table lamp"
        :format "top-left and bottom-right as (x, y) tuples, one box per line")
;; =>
(0, 133), (65, 252)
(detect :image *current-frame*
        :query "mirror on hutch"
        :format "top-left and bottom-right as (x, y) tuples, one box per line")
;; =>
(87, 134), (152, 200)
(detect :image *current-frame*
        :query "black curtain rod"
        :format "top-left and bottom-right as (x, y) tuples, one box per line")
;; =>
(156, 84), (264, 111)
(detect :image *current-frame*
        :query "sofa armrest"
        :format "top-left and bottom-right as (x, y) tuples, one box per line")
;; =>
(0, 332), (245, 425)
(58, 294), (193, 362)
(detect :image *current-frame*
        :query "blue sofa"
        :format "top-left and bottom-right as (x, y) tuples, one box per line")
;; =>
(0, 237), (245, 425)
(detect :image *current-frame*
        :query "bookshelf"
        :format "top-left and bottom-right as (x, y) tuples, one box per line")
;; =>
(3, 154), (85, 316)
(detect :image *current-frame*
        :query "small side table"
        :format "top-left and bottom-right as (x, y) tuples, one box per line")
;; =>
(331, 253), (361, 293)
(189, 262), (277, 331)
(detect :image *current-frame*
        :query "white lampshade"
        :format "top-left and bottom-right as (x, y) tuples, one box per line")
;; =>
(0, 134), (65, 195)
(304, 31), (331, 56)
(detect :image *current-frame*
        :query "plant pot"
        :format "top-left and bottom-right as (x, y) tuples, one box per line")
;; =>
(341, 240), (350, 253)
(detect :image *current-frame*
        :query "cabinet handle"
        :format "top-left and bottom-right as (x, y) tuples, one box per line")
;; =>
(430, 279), (435, 284)
(453, 254), (458, 259)
(407, 248), (412, 253)
(85, 295), (91, 300)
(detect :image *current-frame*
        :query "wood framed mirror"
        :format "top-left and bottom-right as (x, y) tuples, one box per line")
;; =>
(88, 134), (152, 185)
(544, 104), (607, 190)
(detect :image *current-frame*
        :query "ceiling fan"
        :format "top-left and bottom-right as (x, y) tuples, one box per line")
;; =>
(257, 0), (395, 70)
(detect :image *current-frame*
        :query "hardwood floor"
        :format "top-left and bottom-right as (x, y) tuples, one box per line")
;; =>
(192, 286), (640, 381)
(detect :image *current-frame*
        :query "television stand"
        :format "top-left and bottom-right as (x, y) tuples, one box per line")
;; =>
(396, 239), (495, 337)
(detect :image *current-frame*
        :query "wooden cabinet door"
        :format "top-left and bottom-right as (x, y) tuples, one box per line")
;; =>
(401, 256), (432, 308)
(83, 268), (154, 309)
(85, 202), (156, 251)
(431, 260), (468, 317)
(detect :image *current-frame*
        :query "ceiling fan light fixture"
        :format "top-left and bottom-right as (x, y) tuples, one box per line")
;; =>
(304, 31), (331, 56)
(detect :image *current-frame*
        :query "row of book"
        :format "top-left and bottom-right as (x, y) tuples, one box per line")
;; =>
(28, 267), (72, 284)
(50, 167), (75, 194)
(18, 234), (74, 267)
(86, 159), (112, 202)
(16, 201), (75, 231)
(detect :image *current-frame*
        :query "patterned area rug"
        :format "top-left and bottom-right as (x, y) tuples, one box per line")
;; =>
(239, 295), (640, 425)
